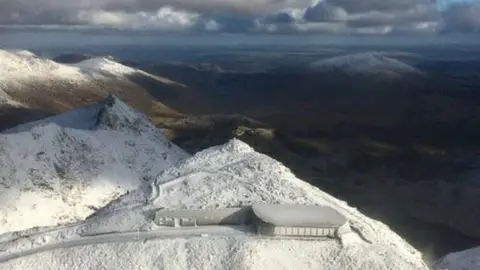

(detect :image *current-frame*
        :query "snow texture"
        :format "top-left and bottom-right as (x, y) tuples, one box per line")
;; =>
(435, 246), (480, 270)
(310, 52), (422, 76)
(5, 50), (37, 58)
(0, 50), (83, 83)
(0, 138), (429, 270)
(0, 49), (144, 96)
(0, 95), (188, 234)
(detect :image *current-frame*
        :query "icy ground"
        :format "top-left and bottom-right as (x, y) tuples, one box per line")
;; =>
(0, 95), (188, 234)
(0, 138), (429, 269)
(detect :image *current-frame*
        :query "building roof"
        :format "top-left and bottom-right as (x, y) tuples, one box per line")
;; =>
(252, 203), (347, 228)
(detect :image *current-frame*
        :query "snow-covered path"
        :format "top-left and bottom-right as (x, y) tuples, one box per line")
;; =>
(0, 226), (254, 263)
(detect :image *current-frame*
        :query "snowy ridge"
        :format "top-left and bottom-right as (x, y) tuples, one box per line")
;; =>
(0, 50), (82, 82)
(0, 49), (182, 117)
(0, 96), (188, 234)
(6, 95), (159, 135)
(5, 50), (37, 57)
(0, 49), (143, 89)
(310, 52), (422, 76)
(0, 139), (428, 269)
(94, 95), (160, 133)
(71, 58), (137, 77)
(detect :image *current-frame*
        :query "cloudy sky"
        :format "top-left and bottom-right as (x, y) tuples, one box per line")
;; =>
(0, 0), (479, 35)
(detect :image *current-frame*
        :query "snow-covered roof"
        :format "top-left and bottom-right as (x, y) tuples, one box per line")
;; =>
(252, 203), (347, 228)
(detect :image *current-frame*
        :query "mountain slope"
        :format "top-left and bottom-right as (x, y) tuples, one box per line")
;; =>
(435, 246), (480, 270)
(0, 95), (188, 234)
(0, 139), (428, 269)
(0, 49), (183, 130)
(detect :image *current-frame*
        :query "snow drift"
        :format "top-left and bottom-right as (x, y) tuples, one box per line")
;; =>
(0, 95), (188, 234)
(0, 139), (429, 269)
(310, 52), (422, 76)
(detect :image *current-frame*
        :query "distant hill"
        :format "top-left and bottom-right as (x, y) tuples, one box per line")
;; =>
(309, 52), (423, 77)
(54, 53), (116, 64)
(0, 49), (184, 130)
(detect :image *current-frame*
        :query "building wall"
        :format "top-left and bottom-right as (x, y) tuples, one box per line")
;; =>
(154, 207), (252, 227)
(274, 226), (337, 237)
(257, 223), (338, 237)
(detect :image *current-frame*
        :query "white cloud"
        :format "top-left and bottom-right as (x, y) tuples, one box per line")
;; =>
(353, 25), (393, 35)
(76, 10), (130, 26)
(204, 20), (221, 31)
(75, 7), (199, 30)
(304, 2), (348, 22)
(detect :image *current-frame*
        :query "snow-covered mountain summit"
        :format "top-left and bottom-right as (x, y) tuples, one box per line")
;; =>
(0, 95), (188, 234)
(0, 139), (428, 270)
(6, 95), (161, 134)
(310, 52), (422, 76)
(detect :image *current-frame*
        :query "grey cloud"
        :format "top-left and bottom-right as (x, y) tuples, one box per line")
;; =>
(0, 0), (477, 36)
(391, 21), (438, 34)
(263, 11), (296, 24)
(325, 0), (433, 13)
(347, 12), (396, 28)
(206, 14), (256, 32)
(102, 0), (285, 15)
(0, 1), (66, 24)
(441, 2), (480, 33)
(347, 5), (439, 28)
(255, 21), (345, 34)
(0, 0), (312, 24)
(304, 2), (348, 22)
